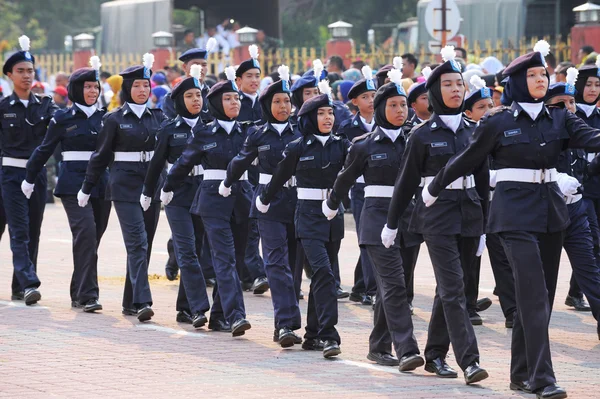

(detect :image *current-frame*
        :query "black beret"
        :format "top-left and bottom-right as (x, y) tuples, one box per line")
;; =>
(407, 82), (427, 105)
(425, 60), (463, 89)
(297, 93), (332, 116)
(373, 81), (407, 110)
(503, 51), (546, 77)
(120, 65), (152, 80)
(3, 50), (35, 76)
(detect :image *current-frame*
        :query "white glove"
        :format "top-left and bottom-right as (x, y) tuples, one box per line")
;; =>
(218, 181), (232, 197)
(381, 224), (398, 249)
(421, 185), (438, 207)
(21, 180), (35, 199)
(321, 200), (338, 220)
(139, 194), (152, 212)
(556, 173), (580, 196)
(77, 190), (90, 207)
(476, 234), (486, 257)
(256, 196), (270, 213)
(160, 189), (174, 206)
(489, 170), (497, 188)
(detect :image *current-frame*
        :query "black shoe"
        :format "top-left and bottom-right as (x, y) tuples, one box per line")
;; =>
(205, 278), (216, 288)
(11, 291), (24, 301)
(251, 277), (269, 295)
(137, 305), (154, 322)
(510, 381), (533, 394)
(399, 354), (425, 372)
(71, 300), (83, 309)
(349, 291), (364, 302)
(24, 288), (41, 306)
(231, 318), (251, 337)
(534, 384), (567, 399)
(278, 327), (297, 348)
(165, 263), (179, 281)
(424, 358), (458, 378)
(322, 340), (341, 358)
(273, 329), (302, 344)
(361, 294), (373, 306)
(409, 303), (414, 315)
(241, 281), (253, 292)
(176, 310), (193, 324)
(192, 313), (208, 329)
(298, 290), (305, 300)
(208, 319), (231, 332)
(469, 309), (483, 326)
(565, 295), (591, 311)
(336, 288), (349, 299)
(83, 299), (102, 313)
(367, 352), (399, 366)
(464, 362), (489, 384)
(122, 307), (137, 316)
(475, 297), (492, 312)
(302, 338), (324, 351)
(505, 313), (515, 329)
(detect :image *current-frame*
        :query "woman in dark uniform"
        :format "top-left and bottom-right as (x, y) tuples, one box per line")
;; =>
(23, 56), (110, 312)
(161, 66), (251, 337)
(382, 47), (489, 385)
(257, 79), (349, 358)
(79, 54), (165, 322)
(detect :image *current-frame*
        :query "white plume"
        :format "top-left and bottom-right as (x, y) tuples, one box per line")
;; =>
(421, 66), (432, 80)
(190, 64), (202, 80)
(225, 66), (236, 81)
(470, 75), (486, 90)
(89, 56), (101, 71)
(205, 37), (218, 53)
(387, 69), (403, 86)
(566, 67), (579, 86)
(393, 56), (403, 71)
(249, 44), (259, 59)
(317, 79), (331, 96)
(313, 59), (324, 81)
(18, 35), (31, 51)
(277, 64), (290, 82)
(361, 65), (373, 80)
(440, 45), (456, 62)
(142, 53), (154, 69)
(596, 54), (600, 69)
(533, 40), (551, 57)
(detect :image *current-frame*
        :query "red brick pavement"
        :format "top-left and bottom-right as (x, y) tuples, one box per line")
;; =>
(0, 203), (599, 398)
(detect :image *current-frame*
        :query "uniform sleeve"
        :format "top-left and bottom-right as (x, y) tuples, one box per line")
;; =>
(473, 155), (490, 226)
(45, 97), (60, 120)
(328, 139), (366, 208)
(225, 128), (260, 186)
(143, 124), (169, 197)
(160, 95), (177, 119)
(163, 130), (203, 192)
(565, 110), (600, 151)
(82, 114), (117, 194)
(260, 140), (300, 204)
(25, 117), (65, 183)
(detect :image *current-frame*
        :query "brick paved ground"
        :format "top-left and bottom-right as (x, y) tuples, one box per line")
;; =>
(0, 202), (599, 398)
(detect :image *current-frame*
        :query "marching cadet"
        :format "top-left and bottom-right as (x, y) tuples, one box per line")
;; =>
(23, 56), (110, 312)
(142, 65), (217, 328)
(256, 78), (349, 359)
(337, 65), (379, 306)
(1, 35), (58, 305)
(406, 80), (430, 127)
(382, 46), (489, 385)
(161, 66), (252, 337)
(419, 41), (600, 398)
(375, 64), (392, 88)
(222, 65), (303, 347)
(325, 61), (424, 371)
(79, 53), (165, 322)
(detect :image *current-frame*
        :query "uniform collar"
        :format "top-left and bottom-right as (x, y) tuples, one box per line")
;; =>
(209, 119), (242, 135)
(240, 91), (258, 106)
(511, 102), (552, 121)
(577, 103), (598, 118)
(351, 113), (374, 132)
(122, 102), (151, 118)
(306, 133), (340, 146)
(428, 113), (470, 133)
(372, 126), (404, 143)
(265, 122), (291, 135)
(9, 91), (40, 106)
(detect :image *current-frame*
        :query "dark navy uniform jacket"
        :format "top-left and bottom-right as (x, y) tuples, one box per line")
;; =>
(337, 113), (375, 141)
(0, 92), (58, 159)
(143, 116), (201, 208)
(161, 85), (212, 122)
(163, 120), (252, 222)
(82, 103), (166, 202)
(26, 105), (108, 198)
(577, 106), (600, 199)
(428, 102), (600, 234)
(237, 93), (263, 125)
(387, 113), (489, 238)
(225, 122), (300, 223)
(289, 101), (352, 133)
(260, 133), (351, 242)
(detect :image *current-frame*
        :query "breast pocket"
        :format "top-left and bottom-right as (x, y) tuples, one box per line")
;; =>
(297, 156), (316, 170)
(499, 132), (531, 147)
(1, 118), (22, 138)
(428, 143), (454, 157)
(170, 135), (189, 148)
(367, 153), (392, 168)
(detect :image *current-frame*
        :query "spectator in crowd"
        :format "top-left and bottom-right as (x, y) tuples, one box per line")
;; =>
(546, 52), (557, 84)
(217, 19), (241, 50)
(106, 74), (123, 111)
(578, 45), (595, 65)
(52, 85), (69, 109)
(0, 76), (11, 97)
(351, 60), (365, 71)
(150, 86), (168, 109)
(554, 62), (575, 83)
(197, 27), (231, 56)
(256, 29), (281, 55)
(99, 71), (113, 108)
(326, 55), (345, 74)
(31, 81), (46, 95)
(55, 71), (69, 89)
(181, 29), (196, 51)
(401, 53), (418, 81)
(165, 65), (184, 88)
(342, 68), (362, 82)
(480, 56), (504, 75)
(455, 47), (468, 59)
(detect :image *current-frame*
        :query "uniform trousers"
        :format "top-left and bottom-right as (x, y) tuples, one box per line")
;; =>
(350, 184), (377, 296)
(486, 232), (517, 318)
(401, 244), (421, 305)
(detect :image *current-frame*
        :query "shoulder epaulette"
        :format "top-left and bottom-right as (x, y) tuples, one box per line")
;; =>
(488, 105), (511, 117)
(351, 131), (373, 144)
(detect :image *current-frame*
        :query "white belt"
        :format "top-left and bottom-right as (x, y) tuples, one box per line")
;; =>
(495, 168), (558, 184)
(587, 153), (596, 163)
(114, 151), (154, 162)
(166, 162), (204, 176)
(2, 157), (28, 168)
(259, 173), (296, 187)
(62, 151), (93, 161)
(297, 188), (331, 200)
(356, 175), (365, 184)
(419, 177), (425, 187)
(364, 185), (394, 198)
(203, 169), (247, 181)
(565, 194), (582, 205)
(423, 175), (475, 190)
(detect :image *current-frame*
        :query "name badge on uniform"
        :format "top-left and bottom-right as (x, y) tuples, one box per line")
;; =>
(300, 156), (314, 162)
(119, 124), (133, 129)
(504, 129), (522, 137)
(203, 142), (217, 150)
(173, 133), (187, 139)
(371, 153), (388, 160)
(258, 145), (270, 152)
(430, 142), (447, 148)
(3, 113), (16, 119)
(66, 125), (78, 132)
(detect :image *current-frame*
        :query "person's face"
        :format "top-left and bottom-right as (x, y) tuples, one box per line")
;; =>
(184, 88), (203, 114)
(465, 98), (494, 122)
(492, 90), (502, 106)
(351, 90), (375, 115)
(83, 81), (100, 106)
(236, 68), (260, 94)
(184, 59), (208, 81)
(256, 31), (266, 42)
(584, 77), (600, 104)
(53, 93), (65, 104)
(440, 72), (465, 108)
(167, 69), (178, 82)
(302, 87), (319, 102)
(7, 61), (35, 92)
(222, 92), (241, 119)
(412, 93), (430, 118)
(317, 107), (334, 133)
(384, 96), (408, 127)
(526, 67), (548, 100)
(555, 72), (567, 83)
(56, 75), (68, 87)
(270, 93), (291, 122)
(546, 95), (576, 113)
(401, 58), (415, 76)
(130, 79), (150, 104)
(185, 32), (194, 44)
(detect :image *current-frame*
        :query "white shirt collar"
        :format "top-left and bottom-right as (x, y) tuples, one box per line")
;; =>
(578, 103), (597, 118)
(314, 134), (329, 146)
(271, 122), (289, 135)
(20, 99), (29, 108)
(242, 92), (258, 106)
(183, 116), (199, 129)
(439, 114), (463, 133)
(217, 119), (235, 134)
(359, 115), (375, 132)
(127, 102), (147, 119)
(380, 127), (402, 142)
(517, 102), (544, 121)
(76, 103), (97, 118)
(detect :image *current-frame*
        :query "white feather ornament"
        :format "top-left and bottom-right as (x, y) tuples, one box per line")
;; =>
(190, 64), (202, 80)
(249, 44), (259, 59)
(566, 67), (578, 86)
(533, 40), (551, 57)
(361, 65), (373, 80)
(278, 64), (290, 82)
(89, 56), (101, 71)
(387, 68), (403, 86)
(206, 37), (218, 53)
(393, 56), (403, 71)
(470, 75), (486, 90)
(142, 53), (154, 69)
(18, 35), (30, 51)
(317, 79), (331, 96)
(440, 45), (456, 62)
(225, 66), (236, 81)
(313, 59), (324, 81)
(421, 66), (432, 80)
